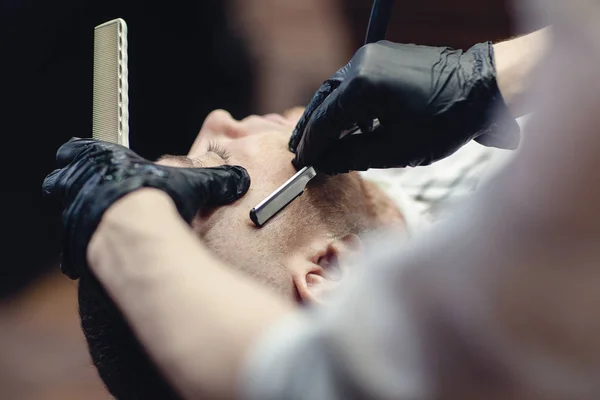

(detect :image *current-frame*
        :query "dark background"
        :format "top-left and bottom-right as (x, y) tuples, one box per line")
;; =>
(346, 0), (513, 49)
(1, 0), (517, 298)
(1, 0), (255, 297)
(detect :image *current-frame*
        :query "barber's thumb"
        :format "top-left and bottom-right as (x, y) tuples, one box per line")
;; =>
(196, 165), (251, 206)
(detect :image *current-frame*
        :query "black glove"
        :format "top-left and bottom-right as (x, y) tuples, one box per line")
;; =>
(42, 138), (250, 279)
(289, 41), (520, 174)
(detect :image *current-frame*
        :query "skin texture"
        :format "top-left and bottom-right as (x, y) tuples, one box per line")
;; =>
(159, 108), (405, 302)
(494, 28), (549, 117)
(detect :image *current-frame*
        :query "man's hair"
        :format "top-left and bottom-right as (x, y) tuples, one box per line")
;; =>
(78, 273), (180, 399)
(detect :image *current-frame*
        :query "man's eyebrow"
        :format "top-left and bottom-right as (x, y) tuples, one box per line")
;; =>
(190, 152), (230, 167)
(156, 155), (196, 167)
(188, 156), (209, 168)
(156, 153), (228, 168)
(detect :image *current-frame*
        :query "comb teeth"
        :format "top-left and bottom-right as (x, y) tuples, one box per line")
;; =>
(93, 19), (129, 147)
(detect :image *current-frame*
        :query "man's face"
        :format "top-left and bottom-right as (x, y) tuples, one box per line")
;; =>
(159, 109), (404, 303)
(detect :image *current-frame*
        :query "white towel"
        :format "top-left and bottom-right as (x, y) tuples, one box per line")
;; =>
(361, 115), (530, 231)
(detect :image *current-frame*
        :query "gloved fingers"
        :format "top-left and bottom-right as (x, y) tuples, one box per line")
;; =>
(313, 127), (404, 174)
(170, 165), (250, 222)
(292, 75), (378, 170)
(289, 63), (350, 153)
(56, 137), (95, 168)
(289, 80), (339, 153)
(189, 165), (251, 206)
(43, 161), (101, 203)
(376, 40), (397, 49)
(473, 109), (521, 150)
(311, 133), (378, 174)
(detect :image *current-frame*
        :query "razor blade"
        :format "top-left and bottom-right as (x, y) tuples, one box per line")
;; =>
(250, 166), (317, 227)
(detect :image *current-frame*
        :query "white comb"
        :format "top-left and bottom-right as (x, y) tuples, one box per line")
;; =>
(93, 18), (129, 147)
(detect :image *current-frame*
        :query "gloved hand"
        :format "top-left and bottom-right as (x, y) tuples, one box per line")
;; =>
(42, 138), (250, 279)
(289, 41), (520, 174)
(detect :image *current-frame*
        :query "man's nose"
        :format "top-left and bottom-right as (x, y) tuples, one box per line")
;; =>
(189, 110), (240, 157)
(202, 109), (246, 139)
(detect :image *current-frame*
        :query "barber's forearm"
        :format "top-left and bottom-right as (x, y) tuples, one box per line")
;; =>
(493, 27), (549, 117)
(87, 189), (293, 400)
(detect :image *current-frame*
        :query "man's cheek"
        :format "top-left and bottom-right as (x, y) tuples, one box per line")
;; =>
(191, 210), (215, 236)
(192, 204), (233, 237)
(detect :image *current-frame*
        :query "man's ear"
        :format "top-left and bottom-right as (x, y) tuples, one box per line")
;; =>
(290, 234), (362, 306)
